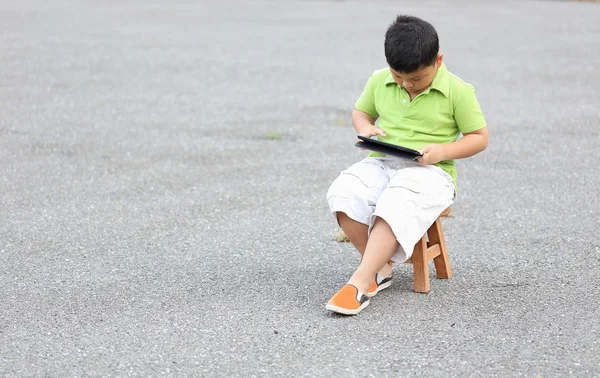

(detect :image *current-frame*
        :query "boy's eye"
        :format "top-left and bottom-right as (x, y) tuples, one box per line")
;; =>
(413, 77), (422, 81)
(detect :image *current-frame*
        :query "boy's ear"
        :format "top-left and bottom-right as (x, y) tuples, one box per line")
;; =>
(435, 53), (444, 68)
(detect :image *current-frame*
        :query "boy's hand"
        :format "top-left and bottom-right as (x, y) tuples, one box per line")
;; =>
(357, 124), (386, 138)
(417, 144), (447, 165)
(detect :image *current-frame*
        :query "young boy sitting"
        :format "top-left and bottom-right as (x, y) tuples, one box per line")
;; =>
(325, 15), (488, 315)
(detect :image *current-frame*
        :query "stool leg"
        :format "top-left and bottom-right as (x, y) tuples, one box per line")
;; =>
(429, 218), (452, 279)
(412, 235), (430, 293)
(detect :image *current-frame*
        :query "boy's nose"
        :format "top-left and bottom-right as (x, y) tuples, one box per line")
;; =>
(403, 81), (413, 88)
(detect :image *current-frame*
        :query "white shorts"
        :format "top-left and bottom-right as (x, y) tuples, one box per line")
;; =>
(327, 157), (455, 263)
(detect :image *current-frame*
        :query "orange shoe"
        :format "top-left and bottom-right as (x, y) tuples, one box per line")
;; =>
(325, 284), (370, 315)
(367, 273), (393, 297)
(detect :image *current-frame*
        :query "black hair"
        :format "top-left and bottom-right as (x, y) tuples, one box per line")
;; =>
(384, 15), (439, 73)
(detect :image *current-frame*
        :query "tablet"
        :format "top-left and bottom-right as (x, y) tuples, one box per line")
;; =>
(355, 135), (422, 160)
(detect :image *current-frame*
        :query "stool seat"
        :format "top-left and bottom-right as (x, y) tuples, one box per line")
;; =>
(403, 210), (451, 293)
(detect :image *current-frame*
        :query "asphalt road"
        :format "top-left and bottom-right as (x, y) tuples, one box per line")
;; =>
(1, 0), (599, 376)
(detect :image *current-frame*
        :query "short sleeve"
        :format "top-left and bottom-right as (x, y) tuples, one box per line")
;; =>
(354, 74), (379, 119)
(454, 85), (487, 133)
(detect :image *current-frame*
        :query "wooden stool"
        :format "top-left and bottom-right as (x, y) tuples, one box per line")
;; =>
(403, 208), (452, 293)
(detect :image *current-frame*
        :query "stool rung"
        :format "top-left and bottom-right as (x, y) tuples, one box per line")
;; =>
(404, 245), (441, 264)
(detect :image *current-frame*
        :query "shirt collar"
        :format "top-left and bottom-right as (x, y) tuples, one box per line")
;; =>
(384, 63), (450, 98)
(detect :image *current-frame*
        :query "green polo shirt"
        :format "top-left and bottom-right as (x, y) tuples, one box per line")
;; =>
(355, 64), (486, 189)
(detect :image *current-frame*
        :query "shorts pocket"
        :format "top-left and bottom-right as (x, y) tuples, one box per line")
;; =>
(388, 166), (452, 195)
(341, 161), (386, 188)
(388, 179), (422, 194)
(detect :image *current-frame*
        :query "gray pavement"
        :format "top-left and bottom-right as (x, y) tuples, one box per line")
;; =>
(1, 0), (599, 376)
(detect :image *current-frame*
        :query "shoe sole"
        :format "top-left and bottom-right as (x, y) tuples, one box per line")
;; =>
(367, 280), (392, 297)
(325, 300), (370, 315)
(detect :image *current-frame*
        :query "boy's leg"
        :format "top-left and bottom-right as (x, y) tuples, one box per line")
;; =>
(326, 164), (454, 314)
(336, 212), (368, 253)
(337, 212), (393, 277)
(327, 157), (389, 270)
(325, 216), (396, 315)
(346, 216), (398, 294)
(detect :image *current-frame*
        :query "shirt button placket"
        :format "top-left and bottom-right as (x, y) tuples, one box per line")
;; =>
(398, 86), (409, 117)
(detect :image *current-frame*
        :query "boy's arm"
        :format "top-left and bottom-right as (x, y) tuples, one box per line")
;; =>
(352, 109), (386, 138)
(418, 127), (488, 165)
(353, 71), (385, 138)
(419, 82), (488, 165)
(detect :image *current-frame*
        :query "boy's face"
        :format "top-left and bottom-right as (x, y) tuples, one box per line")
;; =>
(389, 53), (443, 97)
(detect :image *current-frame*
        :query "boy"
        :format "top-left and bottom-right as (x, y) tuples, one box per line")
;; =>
(325, 15), (488, 315)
